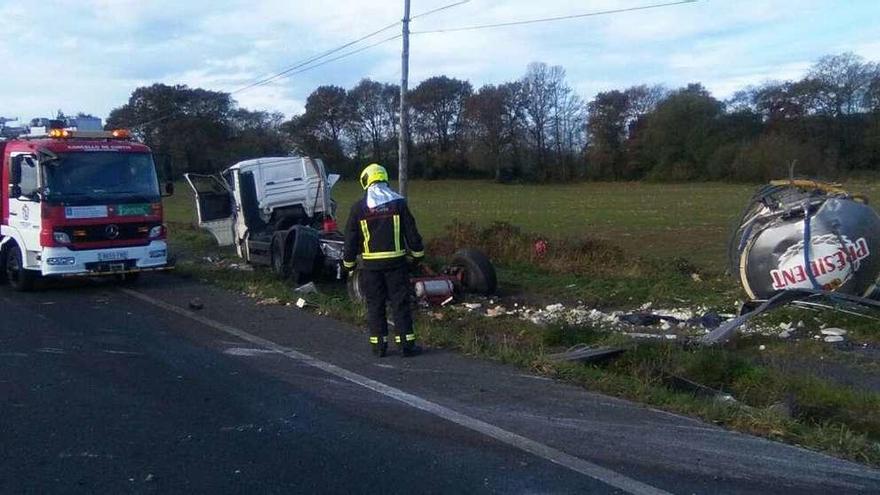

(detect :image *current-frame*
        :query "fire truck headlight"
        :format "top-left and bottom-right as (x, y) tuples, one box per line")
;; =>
(53, 232), (72, 244)
(47, 257), (76, 266)
(148, 226), (164, 239)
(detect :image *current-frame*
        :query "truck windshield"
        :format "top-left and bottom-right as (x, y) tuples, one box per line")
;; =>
(42, 152), (160, 204)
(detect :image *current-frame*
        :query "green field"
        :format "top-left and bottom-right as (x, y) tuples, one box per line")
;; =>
(168, 178), (880, 271)
(333, 181), (754, 269)
(169, 179), (880, 270)
(316, 180), (880, 270)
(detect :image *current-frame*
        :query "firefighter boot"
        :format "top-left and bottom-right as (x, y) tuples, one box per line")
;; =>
(370, 336), (388, 358)
(396, 333), (422, 357)
(401, 343), (422, 357)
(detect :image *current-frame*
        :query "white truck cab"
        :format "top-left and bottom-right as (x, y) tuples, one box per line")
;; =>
(186, 156), (343, 282)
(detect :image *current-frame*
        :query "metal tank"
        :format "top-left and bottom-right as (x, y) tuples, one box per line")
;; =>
(729, 180), (880, 301)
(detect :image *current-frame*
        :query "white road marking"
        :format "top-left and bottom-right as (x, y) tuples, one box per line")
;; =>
(101, 350), (144, 356)
(122, 288), (671, 495)
(223, 347), (280, 357)
(36, 347), (65, 354)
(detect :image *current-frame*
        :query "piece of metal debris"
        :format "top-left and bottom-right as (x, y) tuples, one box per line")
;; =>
(294, 282), (318, 294)
(546, 344), (629, 363)
(701, 289), (880, 346)
(188, 298), (204, 310)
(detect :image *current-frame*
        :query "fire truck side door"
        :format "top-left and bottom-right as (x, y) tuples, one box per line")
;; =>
(7, 154), (42, 267)
(183, 173), (235, 246)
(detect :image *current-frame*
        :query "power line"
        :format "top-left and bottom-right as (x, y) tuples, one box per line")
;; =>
(268, 34), (402, 84)
(231, 23), (401, 95)
(234, 0), (470, 95)
(411, 0), (470, 20)
(131, 1), (468, 130)
(133, 36), (402, 130)
(411, 0), (699, 34)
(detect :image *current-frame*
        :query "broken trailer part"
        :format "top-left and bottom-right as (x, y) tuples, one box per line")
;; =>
(348, 248), (498, 305)
(706, 180), (880, 345)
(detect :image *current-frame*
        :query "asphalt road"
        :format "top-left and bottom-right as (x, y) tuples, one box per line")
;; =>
(2, 274), (879, 494)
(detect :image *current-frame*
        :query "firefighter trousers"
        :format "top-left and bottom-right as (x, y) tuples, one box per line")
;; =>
(359, 264), (415, 346)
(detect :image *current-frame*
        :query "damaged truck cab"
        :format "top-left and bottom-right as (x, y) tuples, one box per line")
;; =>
(185, 156), (343, 282)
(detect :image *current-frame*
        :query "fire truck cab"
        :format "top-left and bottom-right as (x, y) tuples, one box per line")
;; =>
(0, 128), (173, 290)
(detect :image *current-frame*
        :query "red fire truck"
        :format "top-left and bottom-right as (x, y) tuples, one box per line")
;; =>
(0, 128), (173, 290)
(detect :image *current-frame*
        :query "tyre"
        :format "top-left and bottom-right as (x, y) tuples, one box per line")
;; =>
(347, 269), (365, 304)
(6, 244), (35, 292)
(451, 249), (497, 295)
(271, 236), (291, 279)
(288, 226), (318, 285)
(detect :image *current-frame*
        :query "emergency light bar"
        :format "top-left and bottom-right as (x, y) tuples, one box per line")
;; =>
(48, 129), (131, 139)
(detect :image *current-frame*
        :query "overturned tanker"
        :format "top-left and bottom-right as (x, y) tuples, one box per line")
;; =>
(729, 180), (880, 301)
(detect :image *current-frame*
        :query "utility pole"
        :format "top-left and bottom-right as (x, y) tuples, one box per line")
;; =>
(398, 0), (411, 197)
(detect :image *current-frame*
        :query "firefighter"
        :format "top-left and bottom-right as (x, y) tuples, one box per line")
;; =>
(343, 163), (425, 357)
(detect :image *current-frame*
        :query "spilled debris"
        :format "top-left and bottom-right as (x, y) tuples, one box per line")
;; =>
(448, 297), (856, 346)
(454, 299), (730, 339)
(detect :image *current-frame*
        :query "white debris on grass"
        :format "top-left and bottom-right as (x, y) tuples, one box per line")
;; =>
(824, 335), (845, 343)
(454, 297), (845, 343)
(468, 300), (717, 338)
(621, 332), (679, 340)
(486, 306), (507, 318)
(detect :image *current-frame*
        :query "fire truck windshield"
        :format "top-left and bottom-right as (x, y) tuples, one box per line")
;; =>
(42, 152), (160, 204)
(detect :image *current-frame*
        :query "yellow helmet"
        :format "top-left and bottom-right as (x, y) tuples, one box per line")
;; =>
(359, 163), (389, 190)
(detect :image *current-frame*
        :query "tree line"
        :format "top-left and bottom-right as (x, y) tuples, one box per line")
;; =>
(107, 52), (880, 182)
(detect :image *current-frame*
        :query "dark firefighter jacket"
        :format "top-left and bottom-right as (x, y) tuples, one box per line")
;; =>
(343, 197), (424, 271)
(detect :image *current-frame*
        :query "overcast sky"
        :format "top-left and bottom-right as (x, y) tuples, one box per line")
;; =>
(1, 0), (879, 123)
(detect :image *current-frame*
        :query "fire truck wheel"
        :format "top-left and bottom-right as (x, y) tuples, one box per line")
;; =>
(451, 249), (497, 295)
(5, 244), (35, 292)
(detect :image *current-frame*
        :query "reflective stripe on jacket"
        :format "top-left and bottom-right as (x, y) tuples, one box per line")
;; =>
(343, 197), (424, 270)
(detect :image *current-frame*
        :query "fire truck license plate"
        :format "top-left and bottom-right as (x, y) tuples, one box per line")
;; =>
(98, 251), (128, 262)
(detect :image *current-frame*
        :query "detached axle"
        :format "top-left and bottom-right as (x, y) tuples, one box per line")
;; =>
(348, 248), (497, 305)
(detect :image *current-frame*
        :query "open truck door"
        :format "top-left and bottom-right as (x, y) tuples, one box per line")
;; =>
(184, 173), (235, 246)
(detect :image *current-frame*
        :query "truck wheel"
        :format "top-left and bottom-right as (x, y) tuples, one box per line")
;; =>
(451, 249), (497, 295)
(347, 270), (365, 304)
(271, 236), (291, 279)
(6, 244), (35, 292)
